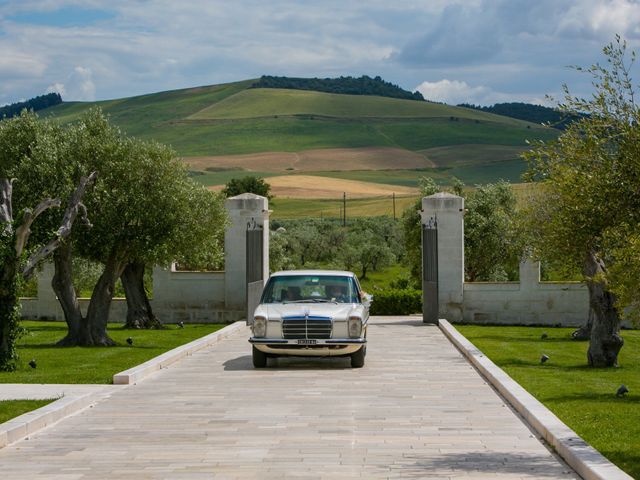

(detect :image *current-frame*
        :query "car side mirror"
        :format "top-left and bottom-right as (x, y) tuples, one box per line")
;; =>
(362, 293), (373, 308)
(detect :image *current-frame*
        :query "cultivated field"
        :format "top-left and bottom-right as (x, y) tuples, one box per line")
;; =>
(421, 144), (528, 167)
(261, 175), (417, 198)
(271, 196), (419, 219)
(185, 147), (433, 172)
(266, 181), (541, 219)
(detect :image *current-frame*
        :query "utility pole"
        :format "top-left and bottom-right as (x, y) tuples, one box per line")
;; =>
(392, 192), (396, 221)
(343, 192), (346, 227)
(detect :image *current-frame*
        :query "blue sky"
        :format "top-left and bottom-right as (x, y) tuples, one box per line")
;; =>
(1, 0), (639, 106)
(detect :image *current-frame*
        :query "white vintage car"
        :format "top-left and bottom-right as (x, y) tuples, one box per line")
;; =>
(249, 270), (371, 368)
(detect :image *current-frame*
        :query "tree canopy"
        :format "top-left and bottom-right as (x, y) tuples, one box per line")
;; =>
(458, 101), (582, 130)
(252, 75), (425, 101)
(222, 176), (273, 200)
(0, 93), (62, 120)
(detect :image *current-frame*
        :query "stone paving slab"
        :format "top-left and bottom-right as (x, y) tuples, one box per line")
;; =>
(0, 317), (579, 479)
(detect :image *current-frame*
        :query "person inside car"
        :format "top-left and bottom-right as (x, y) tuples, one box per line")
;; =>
(327, 284), (349, 303)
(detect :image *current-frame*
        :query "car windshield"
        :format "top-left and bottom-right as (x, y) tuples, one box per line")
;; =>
(261, 275), (360, 304)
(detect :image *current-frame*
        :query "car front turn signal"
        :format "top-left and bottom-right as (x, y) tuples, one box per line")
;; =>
(348, 316), (362, 338)
(253, 316), (267, 337)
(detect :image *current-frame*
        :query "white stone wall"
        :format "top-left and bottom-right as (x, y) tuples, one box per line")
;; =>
(463, 260), (589, 326)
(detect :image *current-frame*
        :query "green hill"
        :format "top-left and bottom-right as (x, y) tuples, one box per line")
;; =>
(40, 78), (558, 185)
(188, 88), (529, 124)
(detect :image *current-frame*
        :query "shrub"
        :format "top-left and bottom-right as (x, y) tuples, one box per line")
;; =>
(369, 289), (422, 315)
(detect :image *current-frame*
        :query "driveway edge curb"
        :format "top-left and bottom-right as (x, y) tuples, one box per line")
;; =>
(113, 321), (246, 385)
(0, 392), (98, 449)
(439, 319), (632, 480)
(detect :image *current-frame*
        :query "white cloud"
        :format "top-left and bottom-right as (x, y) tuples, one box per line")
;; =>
(557, 0), (640, 40)
(46, 66), (95, 101)
(415, 79), (488, 105)
(66, 66), (95, 101)
(0, 50), (46, 77)
(414, 79), (554, 106)
(46, 82), (65, 96)
(0, 0), (638, 105)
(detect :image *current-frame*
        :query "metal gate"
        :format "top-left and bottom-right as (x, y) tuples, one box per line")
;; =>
(246, 219), (264, 324)
(422, 216), (439, 324)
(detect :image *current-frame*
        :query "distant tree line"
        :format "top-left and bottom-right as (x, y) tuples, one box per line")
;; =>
(457, 102), (582, 130)
(252, 75), (425, 101)
(0, 93), (62, 119)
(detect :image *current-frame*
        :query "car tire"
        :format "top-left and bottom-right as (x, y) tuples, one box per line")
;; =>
(350, 346), (366, 368)
(252, 346), (268, 368)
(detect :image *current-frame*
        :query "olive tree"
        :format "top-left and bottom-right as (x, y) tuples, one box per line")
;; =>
(121, 178), (227, 329)
(464, 182), (519, 282)
(55, 110), (227, 340)
(9, 109), (227, 344)
(0, 112), (95, 368)
(523, 37), (640, 367)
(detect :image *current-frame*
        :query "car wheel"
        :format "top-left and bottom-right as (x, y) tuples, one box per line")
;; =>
(252, 346), (268, 368)
(350, 346), (366, 368)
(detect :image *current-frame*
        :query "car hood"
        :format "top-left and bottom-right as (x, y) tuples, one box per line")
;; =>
(259, 303), (360, 320)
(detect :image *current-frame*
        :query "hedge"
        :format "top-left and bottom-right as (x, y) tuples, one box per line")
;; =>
(369, 288), (422, 315)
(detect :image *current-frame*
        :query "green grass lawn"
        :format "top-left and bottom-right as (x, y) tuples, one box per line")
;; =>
(357, 264), (411, 292)
(0, 399), (55, 424)
(456, 325), (640, 478)
(0, 321), (225, 384)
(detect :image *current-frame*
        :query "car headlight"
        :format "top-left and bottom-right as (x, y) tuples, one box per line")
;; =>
(253, 316), (267, 337)
(348, 316), (362, 338)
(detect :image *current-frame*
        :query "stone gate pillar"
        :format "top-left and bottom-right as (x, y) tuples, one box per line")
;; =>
(421, 192), (464, 321)
(224, 193), (270, 311)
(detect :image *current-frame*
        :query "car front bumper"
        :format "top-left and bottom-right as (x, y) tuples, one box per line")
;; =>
(249, 337), (366, 356)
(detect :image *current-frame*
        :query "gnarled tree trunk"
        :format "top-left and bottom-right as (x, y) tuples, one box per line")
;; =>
(53, 242), (88, 346)
(583, 251), (624, 367)
(571, 308), (594, 341)
(121, 261), (161, 329)
(0, 251), (19, 369)
(83, 252), (124, 346)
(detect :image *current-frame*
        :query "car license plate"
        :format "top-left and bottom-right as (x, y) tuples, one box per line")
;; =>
(297, 339), (317, 345)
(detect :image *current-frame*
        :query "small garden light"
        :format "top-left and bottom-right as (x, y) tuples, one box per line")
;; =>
(178, 321), (184, 328)
(540, 354), (549, 364)
(28, 359), (37, 369)
(126, 337), (133, 346)
(616, 385), (629, 397)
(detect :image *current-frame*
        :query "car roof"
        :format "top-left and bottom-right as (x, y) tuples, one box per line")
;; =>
(270, 270), (356, 278)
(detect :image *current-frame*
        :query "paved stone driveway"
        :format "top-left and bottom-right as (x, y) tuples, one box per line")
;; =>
(0, 317), (578, 479)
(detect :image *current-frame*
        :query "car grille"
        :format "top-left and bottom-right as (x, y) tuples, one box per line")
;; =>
(281, 316), (332, 339)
